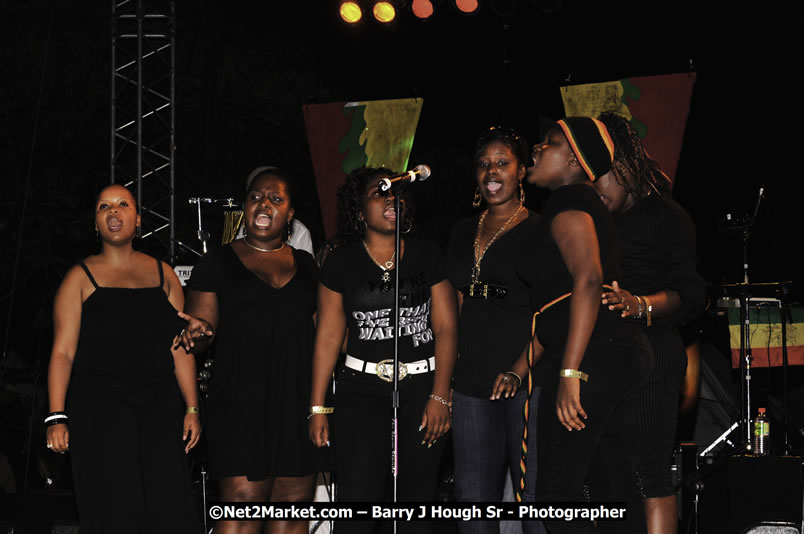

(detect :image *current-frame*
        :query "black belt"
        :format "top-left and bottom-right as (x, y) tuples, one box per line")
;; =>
(459, 282), (509, 300)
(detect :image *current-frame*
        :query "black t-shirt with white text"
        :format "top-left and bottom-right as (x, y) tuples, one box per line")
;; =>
(320, 238), (447, 364)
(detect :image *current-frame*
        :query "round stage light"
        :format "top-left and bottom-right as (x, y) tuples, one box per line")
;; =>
(340, 1), (363, 23)
(455, 0), (480, 14)
(412, 0), (434, 19)
(373, 1), (396, 23)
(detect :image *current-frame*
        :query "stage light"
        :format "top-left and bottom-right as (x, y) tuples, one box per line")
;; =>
(340, 1), (363, 23)
(455, 0), (480, 14)
(411, 0), (434, 19)
(373, 1), (396, 23)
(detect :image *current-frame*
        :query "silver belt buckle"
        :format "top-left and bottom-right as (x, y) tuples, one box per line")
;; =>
(376, 359), (408, 382)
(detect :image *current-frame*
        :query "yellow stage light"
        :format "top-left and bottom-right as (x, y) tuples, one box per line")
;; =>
(340, 1), (363, 23)
(373, 1), (396, 23)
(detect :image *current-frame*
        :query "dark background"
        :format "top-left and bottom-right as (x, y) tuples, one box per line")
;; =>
(0, 0), (800, 499)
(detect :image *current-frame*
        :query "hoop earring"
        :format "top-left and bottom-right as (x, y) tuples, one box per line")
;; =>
(472, 187), (482, 208)
(519, 182), (525, 204)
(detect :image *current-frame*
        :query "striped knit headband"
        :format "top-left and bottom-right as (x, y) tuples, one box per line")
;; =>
(556, 117), (615, 181)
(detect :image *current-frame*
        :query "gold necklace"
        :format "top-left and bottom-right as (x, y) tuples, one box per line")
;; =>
(472, 204), (523, 283)
(362, 241), (396, 287)
(242, 238), (285, 253)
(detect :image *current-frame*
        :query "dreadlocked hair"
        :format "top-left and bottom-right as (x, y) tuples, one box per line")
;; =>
(335, 166), (413, 243)
(598, 112), (671, 200)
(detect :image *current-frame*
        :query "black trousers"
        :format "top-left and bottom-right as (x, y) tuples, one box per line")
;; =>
(68, 376), (201, 534)
(634, 327), (687, 498)
(535, 334), (653, 534)
(333, 368), (447, 534)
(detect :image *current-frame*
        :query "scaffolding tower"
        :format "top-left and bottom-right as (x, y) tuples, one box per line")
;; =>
(111, 0), (176, 261)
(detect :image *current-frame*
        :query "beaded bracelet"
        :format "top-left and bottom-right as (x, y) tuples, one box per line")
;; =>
(634, 295), (645, 319)
(428, 394), (451, 407)
(644, 296), (653, 327)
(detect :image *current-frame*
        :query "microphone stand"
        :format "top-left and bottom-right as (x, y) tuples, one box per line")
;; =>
(737, 186), (764, 450)
(779, 283), (792, 455)
(377, 180), (404, 533)
(391, 188), (402, 534)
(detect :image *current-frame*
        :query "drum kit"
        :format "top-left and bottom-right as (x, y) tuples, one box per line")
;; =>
(678, 187), (801, 533)
(701, 187), (795, 457)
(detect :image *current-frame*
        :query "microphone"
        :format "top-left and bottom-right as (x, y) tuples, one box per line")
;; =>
(378, 164), (431, 192)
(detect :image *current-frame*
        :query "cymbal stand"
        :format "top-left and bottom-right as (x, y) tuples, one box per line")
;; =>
(188, 197), (213, 254)
(184, 197), (239, 257)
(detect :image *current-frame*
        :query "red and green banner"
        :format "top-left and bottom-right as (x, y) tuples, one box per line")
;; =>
(728, 307), (804, 368)
(303, 98), (424, 238)
(560, 72), (696, 183)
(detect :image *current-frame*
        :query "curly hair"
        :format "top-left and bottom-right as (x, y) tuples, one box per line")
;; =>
(335, 166), (414, 243)
(597, 112), (671, 200)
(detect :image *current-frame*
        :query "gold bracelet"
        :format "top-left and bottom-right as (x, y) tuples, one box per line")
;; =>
(309, 405), (334, 415)
(643, 296), (653, 327)
(558, 369), (589, 382)
(186, 406), (199, 414)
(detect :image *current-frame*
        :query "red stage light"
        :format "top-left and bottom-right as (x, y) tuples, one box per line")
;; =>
(455, 0), (480, 14)
(412, 0), (434, 19)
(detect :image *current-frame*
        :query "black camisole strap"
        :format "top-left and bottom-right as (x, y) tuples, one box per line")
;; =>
(78, 262), (100, 289)
(156, 257), (164, 288)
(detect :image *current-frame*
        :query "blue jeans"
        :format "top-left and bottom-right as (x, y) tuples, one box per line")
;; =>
(452, 389), (547, 534)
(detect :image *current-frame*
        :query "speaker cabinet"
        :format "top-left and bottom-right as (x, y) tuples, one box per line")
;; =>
(698, 455), (802, 534)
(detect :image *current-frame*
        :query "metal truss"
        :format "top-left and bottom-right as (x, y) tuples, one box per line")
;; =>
(111, 0), (176, 261)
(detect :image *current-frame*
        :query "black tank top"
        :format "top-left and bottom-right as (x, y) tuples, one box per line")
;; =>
(71, 258), (184, 384)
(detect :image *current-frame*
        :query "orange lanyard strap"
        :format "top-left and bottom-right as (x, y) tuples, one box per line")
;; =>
(516, 284), (613, 502)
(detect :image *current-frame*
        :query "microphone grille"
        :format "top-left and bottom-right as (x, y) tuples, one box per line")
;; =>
(415, 164), (431, 180)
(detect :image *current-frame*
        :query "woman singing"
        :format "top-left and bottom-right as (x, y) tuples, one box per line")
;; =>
(46, 184), (201, 533)
(524, 117), (652, 533)
(446, 126), (546, 534)
(308, 166), (458, 534)
(182, 167), (326, 534)
(596, 112), (704, 534)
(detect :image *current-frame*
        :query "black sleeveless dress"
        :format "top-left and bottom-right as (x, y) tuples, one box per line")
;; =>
(185, 246), (328, 480)
(67, 258), (200, 533)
